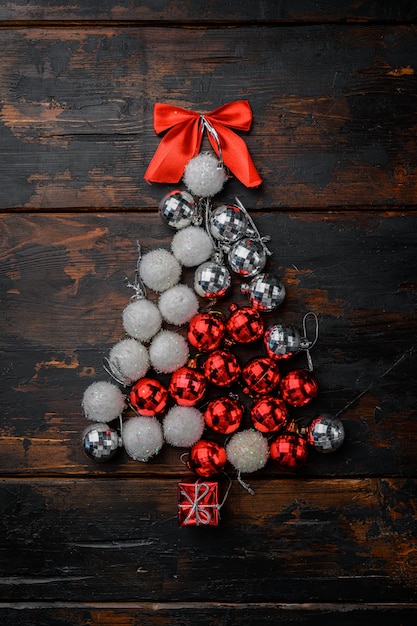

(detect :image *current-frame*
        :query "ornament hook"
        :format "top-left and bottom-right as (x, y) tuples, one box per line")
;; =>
(234, 197), (272, 257)
(301, 312), (319, 371)
(236, 470), (255, 495)
(103, 356), (128, 387)
(201, 115), (224, 169)
(126, 241), (147, 301)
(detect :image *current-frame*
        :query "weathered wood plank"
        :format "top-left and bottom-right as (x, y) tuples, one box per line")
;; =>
(1, 603), (417, 626)
(1, 0), (416, 23)
(0, 25), (416, 209)
(0, 478), (416, 603)
(1, 211), (416, 476)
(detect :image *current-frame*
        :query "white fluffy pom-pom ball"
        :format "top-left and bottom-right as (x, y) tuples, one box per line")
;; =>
(158, 284), (199, 326)
(149, 330), (189, 373)
(108, 338), (149, 385)
(122, 298), (162, 342)
(139, 248), (181, 292)
(183, 152), (227, 197)
(163, 405), (205, 448)
(226, 429), (269, 473)
(82, 381), (125, 422)
(122, 416), (163, 462)
(171, 226), (214, 267)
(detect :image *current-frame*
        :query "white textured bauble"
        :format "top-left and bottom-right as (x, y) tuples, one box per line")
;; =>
(139, 248), (181, 292)
(108, 338), (150, 385)
(158, 284), (199, 326)
(171, 226), (213, 267)
(149, 330), (189, 373)
(122, 299), (162, 342)
(122, 416), (163, 462)
(226, 429), (269, 473)
(82, 381), (125, 422)
(183, 152), (227, 197)
(163, 405), (205, 448)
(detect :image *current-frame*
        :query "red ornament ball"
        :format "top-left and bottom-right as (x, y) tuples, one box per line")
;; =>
(226, 304), (264, 344)
(168, 366), (206, 407)
(129, 377), (168, 416)
(204, 349), (241, 387)
(188, 440), (227, 477)
(280, 369), (318, 407)
(188, 312), (225, 352)
(251, 396), (288, 433)
(242, 357), (280, 395)
(204, 396), (243, 434)
(270, 432), (308, 470)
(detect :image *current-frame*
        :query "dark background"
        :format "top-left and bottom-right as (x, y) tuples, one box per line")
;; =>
(0, 2), (416, 624)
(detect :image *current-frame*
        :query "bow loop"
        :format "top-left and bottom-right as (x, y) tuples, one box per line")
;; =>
(152, 103), (199, 134)
(144, 100), (262, 188)
(204, 101), (253, 132)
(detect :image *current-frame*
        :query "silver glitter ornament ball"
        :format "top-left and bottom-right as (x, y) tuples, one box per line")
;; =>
(228, 238), (267, 277)
(209, 204), (248, 243)
(241, 273), (286, 311)
(194, 260), (232, 299)
(159, 190), (196, 229)
(264, 323), (302, 360)
(82, 422), (121, 462)
(307, 414), (345, 453)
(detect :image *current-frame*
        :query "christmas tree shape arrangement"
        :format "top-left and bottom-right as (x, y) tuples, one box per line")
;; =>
(80, 101), (345, 526)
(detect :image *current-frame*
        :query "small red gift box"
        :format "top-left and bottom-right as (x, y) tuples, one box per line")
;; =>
(178, 480), (219, 527)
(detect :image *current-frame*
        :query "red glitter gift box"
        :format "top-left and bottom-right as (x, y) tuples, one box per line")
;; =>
(178, 481), (219, 527)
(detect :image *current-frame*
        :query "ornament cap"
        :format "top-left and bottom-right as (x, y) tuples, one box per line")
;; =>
(187, 357), (198, 369)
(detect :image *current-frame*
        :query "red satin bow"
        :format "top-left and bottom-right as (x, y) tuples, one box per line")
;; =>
(144, 100), (262, 188)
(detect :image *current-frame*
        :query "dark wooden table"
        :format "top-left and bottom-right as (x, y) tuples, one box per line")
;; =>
(1, 2), (417, 624)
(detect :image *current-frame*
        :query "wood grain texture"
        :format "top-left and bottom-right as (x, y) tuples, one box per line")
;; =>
(0, 25), (416, 209)
(1, 2), (417, 623)
(2, 603), (417, 626)
(1, 478), (416, 603)
(1, 0), (417, 23)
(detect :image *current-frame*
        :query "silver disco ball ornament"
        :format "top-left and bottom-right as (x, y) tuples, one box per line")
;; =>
(241, 273), (286, 311)
(194, 260), (232, 298)
(209, 204), (248, 243)
(307, 414), (345, 453)
(82, 422), (121, 462)
(159, 190), (196, 229)
(228, 238), (266, 277)
(264, 323), (305, 360)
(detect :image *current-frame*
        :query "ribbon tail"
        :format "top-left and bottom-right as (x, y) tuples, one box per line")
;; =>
(144, 118), (202, 184)
(207, 123), (262, 188)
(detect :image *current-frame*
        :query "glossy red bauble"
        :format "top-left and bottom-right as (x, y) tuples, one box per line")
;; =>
(251, 396), (288, 433)
(280, 369), (318, 407)
(129, 377), (168, 416)
(204, 396), (243, 434)
(226, 304), (264, 344)
(270, 432), (308, 469)
(188, 440), (227, 477)
(242, 357), (280, 395)
(188, 312), (225, 352)
(168, 366), (206, 406)
(204, 349), (241, 387)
